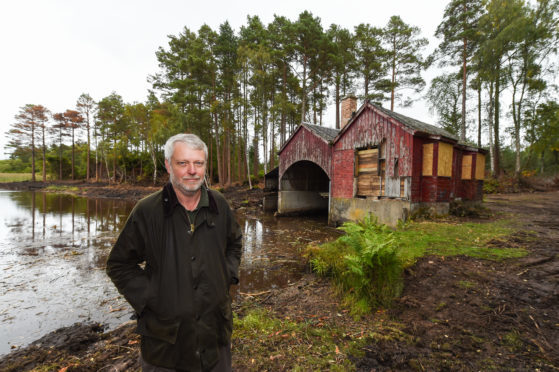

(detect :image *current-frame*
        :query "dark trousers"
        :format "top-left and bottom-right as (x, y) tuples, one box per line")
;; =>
(139, 344), (232, 372)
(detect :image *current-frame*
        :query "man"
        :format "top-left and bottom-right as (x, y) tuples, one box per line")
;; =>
(106, 133), (242, 371)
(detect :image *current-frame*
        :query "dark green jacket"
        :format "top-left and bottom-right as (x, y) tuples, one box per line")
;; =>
(106, 183), (242, 371)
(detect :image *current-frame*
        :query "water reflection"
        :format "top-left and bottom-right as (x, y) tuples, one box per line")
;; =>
(0, 191), (136, 355)
(0, 190), (340, 356)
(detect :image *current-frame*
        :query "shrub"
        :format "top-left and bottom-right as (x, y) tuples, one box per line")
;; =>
(307, 215), (403, 316)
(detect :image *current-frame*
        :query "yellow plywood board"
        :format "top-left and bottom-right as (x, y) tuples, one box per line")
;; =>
(358, 166), (377, 173)
(475, 154), (485, 180)
(357, 174), (381, 197)
(357, 148), (378, 175)
(462, 155), (472, 180)
(437, 142), (453, 177)
(422, 143), (433, 176)
(357, 148), (381, 197)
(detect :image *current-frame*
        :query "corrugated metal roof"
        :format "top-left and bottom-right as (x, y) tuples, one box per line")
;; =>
(370, 103), (458, 141)
(302, 123), (339, 142)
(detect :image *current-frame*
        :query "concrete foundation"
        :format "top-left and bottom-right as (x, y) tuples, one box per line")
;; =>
(278, 191), (328, 214)
(263, 194), (278, 212)
(329, 197), (412, 227)
(410, 202), (450, 217)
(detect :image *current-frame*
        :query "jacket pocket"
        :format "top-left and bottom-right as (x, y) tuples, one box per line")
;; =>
(217, 300), (233, 344)
(137, 309), (181, 345)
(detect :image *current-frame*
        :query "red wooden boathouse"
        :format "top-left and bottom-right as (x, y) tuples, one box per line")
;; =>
(276, 97), (486, 226)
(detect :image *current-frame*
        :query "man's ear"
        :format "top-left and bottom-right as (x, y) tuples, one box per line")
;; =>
(165, 159), (171, 174)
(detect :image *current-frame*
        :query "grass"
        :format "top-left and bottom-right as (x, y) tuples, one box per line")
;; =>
(457, 280), (476, 289)
(233, 307), (406, 371)
(502, 330), (523, 351)
(234, 308), (361, 370)
(0, 172), (41, 182)
(396, 219), (527, 265)
(45, 185), (80, 192)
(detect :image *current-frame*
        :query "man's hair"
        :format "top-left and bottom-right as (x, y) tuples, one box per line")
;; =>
(164, 133), (208, 162)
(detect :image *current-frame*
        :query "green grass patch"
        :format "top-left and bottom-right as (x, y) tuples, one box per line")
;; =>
(0, 172), (36, 182)
(45, 185), (80, 193)
(457, 280), (476, 289)
(396, 219), (527, 264)
(233, 308), (368, 371)
(306, 215), (528, 316)
(502, 330), (523, 351)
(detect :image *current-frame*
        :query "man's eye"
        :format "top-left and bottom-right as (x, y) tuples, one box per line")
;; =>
(177, 162), (186, 166)
(194, 161), (204, 167)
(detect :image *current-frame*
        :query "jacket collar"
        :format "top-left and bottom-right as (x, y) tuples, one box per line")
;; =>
(162, 182), (219, 217)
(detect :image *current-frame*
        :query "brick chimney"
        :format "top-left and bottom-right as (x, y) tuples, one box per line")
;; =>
(341, 95), (357, 129)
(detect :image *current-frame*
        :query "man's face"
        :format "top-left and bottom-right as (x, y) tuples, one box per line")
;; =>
(165, 142), (206, 196)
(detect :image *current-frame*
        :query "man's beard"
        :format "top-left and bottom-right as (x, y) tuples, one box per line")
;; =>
(170, 172), (204, 196)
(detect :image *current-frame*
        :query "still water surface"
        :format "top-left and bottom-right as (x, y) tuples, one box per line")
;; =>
(0, 190), (339, 356)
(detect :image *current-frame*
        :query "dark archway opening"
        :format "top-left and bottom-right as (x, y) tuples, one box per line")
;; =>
(278, 161), (330, 215)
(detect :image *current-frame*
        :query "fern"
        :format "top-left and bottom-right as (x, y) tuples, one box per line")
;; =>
(306, 214), (404, 313)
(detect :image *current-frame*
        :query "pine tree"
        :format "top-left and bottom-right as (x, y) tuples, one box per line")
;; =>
(354, 24), (389, 107)
(435, 0), (484, 141)
(383, 16), (429, 110)
(77, 93), (96, 181)
(7, 105), (49, 181)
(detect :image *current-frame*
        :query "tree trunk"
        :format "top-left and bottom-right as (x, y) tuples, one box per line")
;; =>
(86, 115), (90, 181)
(31, 124), (36, 182)
(262, 99), (268, 175)
(391, 44), (396, 111)
(461, 36), (467, 141)
(95, 138), (99, 182)
(59, 131), (63, 180)
(301, 56), (308, 123)
(112, 137), (117, 184)
(364, 75), (369, 101)
(487, 80), (495, 176)
(42, 126), (46, 182)
(71, 127), (75, 180)
(335, 78), (341, 129)
(493, 72), (501, 176)
(281, 63), (287, 145)
(252, 110), (259, 181)
(477, 82), (482, 147)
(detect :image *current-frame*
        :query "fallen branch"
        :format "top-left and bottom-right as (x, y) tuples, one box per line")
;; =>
(240, 290), (272, 297)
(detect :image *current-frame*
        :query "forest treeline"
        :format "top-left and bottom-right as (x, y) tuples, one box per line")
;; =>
(4, 1), (559, 186)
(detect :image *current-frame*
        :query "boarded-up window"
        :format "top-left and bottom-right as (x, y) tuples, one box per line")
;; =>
(422, 143), (434, 176)
(475, 154), (485, 180)
(438, 142), (453, 177)
(462, 155), (472, 180)
(356, 148), (381, 197)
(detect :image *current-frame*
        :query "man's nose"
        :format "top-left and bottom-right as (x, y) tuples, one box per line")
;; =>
(187, 163), (197, 174)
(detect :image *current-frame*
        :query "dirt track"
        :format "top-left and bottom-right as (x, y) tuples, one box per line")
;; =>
(0, 189), (557, 371)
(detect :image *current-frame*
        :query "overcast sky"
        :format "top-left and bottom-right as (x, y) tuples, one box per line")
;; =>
(0, 0), (450, 160)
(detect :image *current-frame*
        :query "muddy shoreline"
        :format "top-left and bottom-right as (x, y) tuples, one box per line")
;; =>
(0, 180), (265, 213)
(0, 182), (558, 371)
